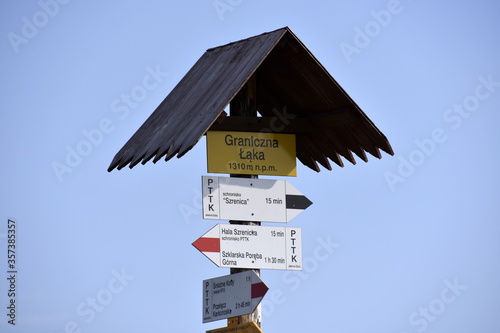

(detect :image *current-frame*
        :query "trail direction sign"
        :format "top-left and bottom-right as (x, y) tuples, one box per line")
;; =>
(203, 271), (268, 323)
(192, 224), (302, 270)
(202, 176), (312, 223)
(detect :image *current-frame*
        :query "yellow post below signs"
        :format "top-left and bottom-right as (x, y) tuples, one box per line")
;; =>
(206, 131), (296, 176)
(206, 321), (263, 333)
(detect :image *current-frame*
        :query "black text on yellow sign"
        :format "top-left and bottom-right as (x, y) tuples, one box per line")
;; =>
(206, 131), (296, 176)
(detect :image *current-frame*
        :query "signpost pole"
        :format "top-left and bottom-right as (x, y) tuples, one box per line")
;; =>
(228, 74), (262, 328)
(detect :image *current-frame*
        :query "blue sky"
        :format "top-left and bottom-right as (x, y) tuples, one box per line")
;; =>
(1, 1), (499, 332)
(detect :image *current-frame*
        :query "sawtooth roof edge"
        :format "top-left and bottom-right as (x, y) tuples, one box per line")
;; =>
(108, 26), (393, 173)
(108, 27), (289, 171)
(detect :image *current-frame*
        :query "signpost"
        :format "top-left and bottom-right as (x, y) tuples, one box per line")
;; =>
(108, 28), (394, 333)
(202, 176), (312, 223)
(203, 271), (268, 323)
(206, 131), (297, 176)
(193, 224), (302, 270)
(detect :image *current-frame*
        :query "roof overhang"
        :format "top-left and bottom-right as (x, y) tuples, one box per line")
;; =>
(108, 27), (393, 172)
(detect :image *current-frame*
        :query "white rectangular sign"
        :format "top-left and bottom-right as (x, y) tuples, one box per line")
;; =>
(193, 224), (302, 270)
(202, 176), (312, 223)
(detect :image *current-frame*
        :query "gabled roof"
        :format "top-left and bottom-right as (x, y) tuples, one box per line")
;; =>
(108, 27), (393, 172)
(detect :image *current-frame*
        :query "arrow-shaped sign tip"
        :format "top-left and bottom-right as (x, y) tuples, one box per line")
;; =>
(251, 282), (269, 299)
(192, 237), (220, 253)
(285, 194), (313, 210)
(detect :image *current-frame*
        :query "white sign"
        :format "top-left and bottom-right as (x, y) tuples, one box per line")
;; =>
(203, 271), (268, 323)
(192, 224), (302, 270)
(202, 176), (312, 223)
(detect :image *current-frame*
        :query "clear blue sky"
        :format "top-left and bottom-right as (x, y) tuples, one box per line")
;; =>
(1, 1), (499, 332)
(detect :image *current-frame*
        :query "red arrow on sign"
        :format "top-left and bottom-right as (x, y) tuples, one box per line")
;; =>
(192, 237), (220, 252)
(251, 282), (268, 298)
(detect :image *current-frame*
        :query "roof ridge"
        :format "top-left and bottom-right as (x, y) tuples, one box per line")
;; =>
(206, 26), (289, 52)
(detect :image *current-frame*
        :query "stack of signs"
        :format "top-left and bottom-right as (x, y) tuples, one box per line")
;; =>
(193, 131), (313, 330)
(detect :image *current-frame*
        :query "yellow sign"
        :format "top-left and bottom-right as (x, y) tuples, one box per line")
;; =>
(206, 321), (263, 333)
(206, 131), (296, 176)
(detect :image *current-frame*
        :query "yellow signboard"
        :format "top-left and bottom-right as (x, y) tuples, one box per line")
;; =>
(206, 321), (263, 333)
(206, 131), (296, 176)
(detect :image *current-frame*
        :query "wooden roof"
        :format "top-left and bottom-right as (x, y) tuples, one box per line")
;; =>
(108, 27), (393, 172)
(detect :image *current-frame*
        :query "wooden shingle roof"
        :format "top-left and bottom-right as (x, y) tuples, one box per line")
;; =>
(108, 27), (393, 172)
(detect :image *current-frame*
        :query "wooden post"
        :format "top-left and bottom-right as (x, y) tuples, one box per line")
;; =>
(228, 75), (262, 328)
